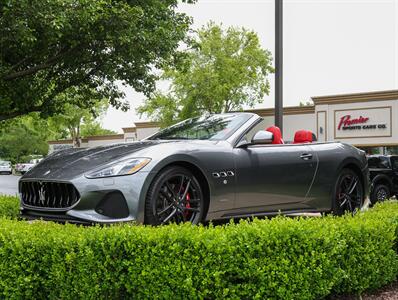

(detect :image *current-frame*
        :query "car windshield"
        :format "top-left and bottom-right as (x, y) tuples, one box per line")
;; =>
(149, 114), (251, 141)
(0, 161), (10, 166)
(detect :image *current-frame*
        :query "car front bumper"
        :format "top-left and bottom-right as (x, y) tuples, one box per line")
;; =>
(20, 171), (154, 224)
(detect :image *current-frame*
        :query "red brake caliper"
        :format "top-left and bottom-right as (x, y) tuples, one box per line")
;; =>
(184, 192), (191, 218)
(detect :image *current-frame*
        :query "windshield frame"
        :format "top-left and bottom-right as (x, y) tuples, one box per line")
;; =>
(147, 113), (253, 142)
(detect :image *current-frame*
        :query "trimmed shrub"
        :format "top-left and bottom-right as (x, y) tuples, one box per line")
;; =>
(0, 197), (397, 299)
(0, 195), (19, 218)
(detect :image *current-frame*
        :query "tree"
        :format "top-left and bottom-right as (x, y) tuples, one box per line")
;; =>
(299, 100), (314, 107)
(80, 123), (116, 137)
(48, 91), (110, 147)
(138, 23), (274, 127)
(0, 115), (51, 163)
(0, 99), (115, 162)
(0, 0), (195, 121)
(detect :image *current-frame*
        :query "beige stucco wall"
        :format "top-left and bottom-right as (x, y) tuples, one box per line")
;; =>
(259, 114), (315, 142)
(85, 138), (125, 148)
(284, 114), (316, 141)
(124, 132), (137, 142)
(136, 127), (160, 140)
(48, 144), (73, 153)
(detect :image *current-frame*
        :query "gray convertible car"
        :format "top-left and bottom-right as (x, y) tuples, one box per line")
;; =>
(20, 113), (370, 225)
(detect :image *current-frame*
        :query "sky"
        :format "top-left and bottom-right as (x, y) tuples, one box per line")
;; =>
(102, 0), (398, 132)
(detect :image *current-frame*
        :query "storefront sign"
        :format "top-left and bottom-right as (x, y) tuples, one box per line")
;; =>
(334, 107), (392, 139)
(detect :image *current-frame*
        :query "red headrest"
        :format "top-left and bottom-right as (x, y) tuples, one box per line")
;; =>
(294, 130), (313, 144)
(266, 126), (284, 144)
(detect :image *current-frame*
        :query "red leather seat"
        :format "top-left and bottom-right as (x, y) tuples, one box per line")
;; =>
(266, 126), (284, 144)
(294, 130), (313, 144)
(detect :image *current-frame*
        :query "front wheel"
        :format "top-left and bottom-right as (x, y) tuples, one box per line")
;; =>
(144, 166), (205, 225)
(332, 168), (364, 216)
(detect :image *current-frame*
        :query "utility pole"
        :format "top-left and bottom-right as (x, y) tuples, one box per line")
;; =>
(275, 0), (283, 131)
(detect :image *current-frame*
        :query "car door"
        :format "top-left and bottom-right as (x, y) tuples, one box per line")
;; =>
(232, 143), (318, 214)
(391, 157), (398, 194)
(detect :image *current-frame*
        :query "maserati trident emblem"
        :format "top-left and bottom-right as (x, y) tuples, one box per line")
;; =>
(38, 182), (46, 204)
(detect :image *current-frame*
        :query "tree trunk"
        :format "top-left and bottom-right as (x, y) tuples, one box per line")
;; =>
(69, 126), (81, 148)
(75, 125), (81, 148)
(73, 136), (81, 148)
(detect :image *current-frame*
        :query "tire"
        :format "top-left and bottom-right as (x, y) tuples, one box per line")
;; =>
(332, 168), (364, 216)
(371, 184), (390, 204)
(144, 166), (205, 225)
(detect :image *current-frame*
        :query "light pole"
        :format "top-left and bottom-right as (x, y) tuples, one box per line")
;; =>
(275, 0), (283, 131)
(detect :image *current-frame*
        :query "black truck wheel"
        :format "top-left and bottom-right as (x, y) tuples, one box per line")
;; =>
(371, 184), (390, 204)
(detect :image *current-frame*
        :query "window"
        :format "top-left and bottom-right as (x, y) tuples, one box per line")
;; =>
(368, 157), (391, 169)
(358, 146), (381, 155)
(386, 146), (398, 155)
(391, 157), (398, 170)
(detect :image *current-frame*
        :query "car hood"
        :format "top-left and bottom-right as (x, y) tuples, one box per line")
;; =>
(22, 141), (167, 180)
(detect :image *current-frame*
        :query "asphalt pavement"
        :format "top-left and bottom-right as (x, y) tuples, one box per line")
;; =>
(0, 174), (20, 196)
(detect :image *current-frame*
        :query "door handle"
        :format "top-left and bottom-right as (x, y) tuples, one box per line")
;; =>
(300, 153), (313, 160)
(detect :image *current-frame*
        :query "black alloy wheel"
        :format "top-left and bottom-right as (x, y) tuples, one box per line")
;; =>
(332, 168), (364, 215)
(145, 166), (204, 225)
(371, 184), (390, 204)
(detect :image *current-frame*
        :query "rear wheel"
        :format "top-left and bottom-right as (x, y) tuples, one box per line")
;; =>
(144, 166), (205, 225)
(332, 168), (364, 216)
(371, 184), (390, 204)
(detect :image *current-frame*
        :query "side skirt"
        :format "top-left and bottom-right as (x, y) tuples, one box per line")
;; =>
(218, 208), (331, 220)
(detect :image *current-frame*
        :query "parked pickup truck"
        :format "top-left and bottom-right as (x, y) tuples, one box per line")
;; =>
(367, 155), (398, 203)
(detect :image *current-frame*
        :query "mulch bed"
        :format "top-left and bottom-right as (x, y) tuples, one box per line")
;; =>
(328, 280), (398, 300)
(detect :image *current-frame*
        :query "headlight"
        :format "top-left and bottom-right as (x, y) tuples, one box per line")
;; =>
(85, 158), (151, 179)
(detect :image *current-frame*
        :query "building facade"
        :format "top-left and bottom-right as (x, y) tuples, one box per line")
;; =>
(48, 90), (398, 155)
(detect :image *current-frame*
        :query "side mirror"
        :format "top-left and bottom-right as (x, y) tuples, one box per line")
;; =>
(252, 130), (274, 145)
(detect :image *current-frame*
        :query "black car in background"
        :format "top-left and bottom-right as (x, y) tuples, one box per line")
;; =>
(367, 155), (398, 203)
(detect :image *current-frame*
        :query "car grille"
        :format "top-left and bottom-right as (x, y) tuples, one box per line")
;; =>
(20, 181), (80, 209)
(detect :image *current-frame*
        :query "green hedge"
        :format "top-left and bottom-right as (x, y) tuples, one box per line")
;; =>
(0, 195), (19, 218)
(0, 196), (397, 299)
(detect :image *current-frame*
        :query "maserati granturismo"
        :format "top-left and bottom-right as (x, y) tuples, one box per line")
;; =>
(19, 113), (370, 225)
